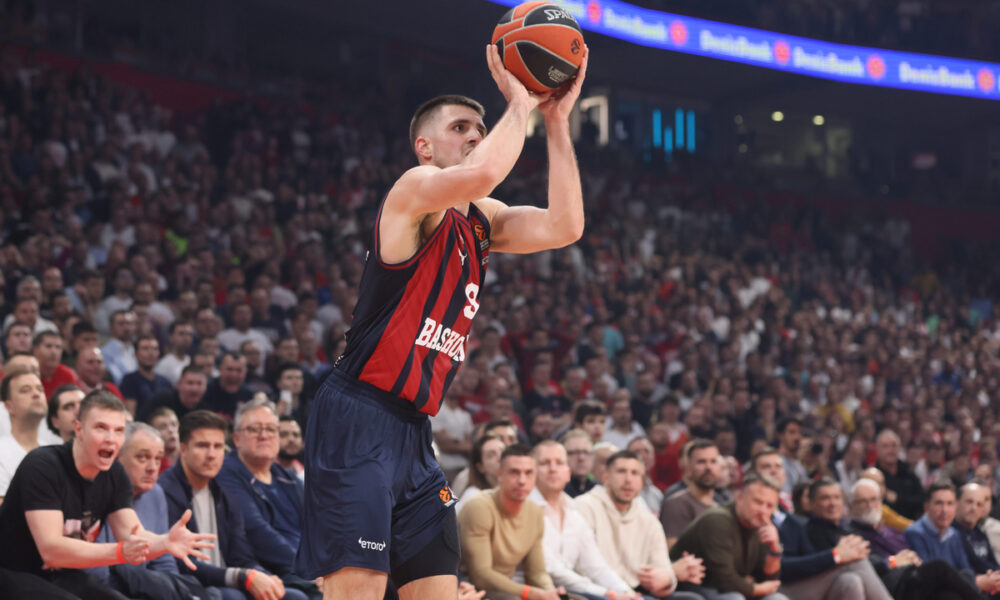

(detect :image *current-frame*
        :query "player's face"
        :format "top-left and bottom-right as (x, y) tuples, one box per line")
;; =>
(180, 427), (227, 482)
(423, 104), (487, 168)
(76, 407), (128, 472)
(120, 431), (164, 496)
(534, 444), (571, 495)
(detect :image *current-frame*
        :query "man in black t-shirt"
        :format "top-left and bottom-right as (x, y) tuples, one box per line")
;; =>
(199, 352), (252, 421)
(0, 390), (215, 599)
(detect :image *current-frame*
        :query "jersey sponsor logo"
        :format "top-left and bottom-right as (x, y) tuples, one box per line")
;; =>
(415, 317), (469, 362)
(439, 486), (458, 507)
(358, 537), (387, 551)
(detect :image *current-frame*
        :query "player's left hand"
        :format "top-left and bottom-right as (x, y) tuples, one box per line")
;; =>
(538, 45), (588, 122)
(166, 509), (217, 570)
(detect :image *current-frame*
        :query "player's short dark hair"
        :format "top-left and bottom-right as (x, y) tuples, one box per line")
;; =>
(574, 400), (605, 424)
(409, 94), (485, 151)
(1, 365), (39, 403)
(77, 390), (127, 424)
(32, 330), (61, 348)
(777, 416), (803, 434)
(606, 449), (642, 469)
(48, 384), (83, 434)
(179, 409), (229, 444)
(926, 479), (957, 503)
(500, 443), (533, 464)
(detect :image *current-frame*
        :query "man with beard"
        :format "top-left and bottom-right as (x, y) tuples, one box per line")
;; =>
(277, 416), (305, 480)
(660, 439), (722, 547)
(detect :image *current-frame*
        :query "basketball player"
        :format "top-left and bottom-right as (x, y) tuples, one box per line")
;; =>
(296, 44), (589, 600)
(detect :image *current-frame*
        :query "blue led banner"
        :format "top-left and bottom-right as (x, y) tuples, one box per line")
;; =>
(487, 0), (1000, 100)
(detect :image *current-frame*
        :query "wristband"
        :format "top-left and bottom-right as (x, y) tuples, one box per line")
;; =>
(606, 592), (616, 599)
(116, 541), (126, 564)
(521, 585), (530, 600)
(832, 548), (841, 564)
(889, 556), (898, 569)
(245, 569), (257, 590)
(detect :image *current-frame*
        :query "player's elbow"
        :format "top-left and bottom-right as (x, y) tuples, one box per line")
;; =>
(553, 217), (584, 247)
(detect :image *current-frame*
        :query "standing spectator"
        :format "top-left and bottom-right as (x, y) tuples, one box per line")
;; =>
(458, 444), (576, 600)
(120, 335), (173, 418)
(603, 390), (644, 450)
(575, 450), (705, 599)
(155, 322), (193, 386)
(0, 368), (48, 500)
(46, 384), (84, 443)
(77, 346), (125, 400)
(33, 330), (82, 398)
(102, 310), (139, 385)
(563, 429), (596, 498)
(776, 417), (807, 496)
(200, 352), (253, 421)
(875, 431), (925, 521)
(528, 440), (639, 599)
(277, 416), (305, 481)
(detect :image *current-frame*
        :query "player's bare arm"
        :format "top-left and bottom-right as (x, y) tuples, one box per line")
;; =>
(379, 45), (545, 264)
(479, 46), (589, 254)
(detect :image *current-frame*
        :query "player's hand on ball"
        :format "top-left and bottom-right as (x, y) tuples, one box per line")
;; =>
(487, 44), (549, 109)
(538, 45), (588, 122)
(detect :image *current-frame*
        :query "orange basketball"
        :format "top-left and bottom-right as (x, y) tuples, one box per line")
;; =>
(492, 2), (585, 93)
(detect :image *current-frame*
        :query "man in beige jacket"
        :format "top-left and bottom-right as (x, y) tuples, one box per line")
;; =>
(574, 449), (706, 599)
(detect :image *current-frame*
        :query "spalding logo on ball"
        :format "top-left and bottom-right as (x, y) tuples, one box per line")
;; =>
(492, 1), (584, 93)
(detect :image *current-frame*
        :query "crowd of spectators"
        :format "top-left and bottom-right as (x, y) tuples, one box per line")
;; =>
(2, 28), (1000, 599)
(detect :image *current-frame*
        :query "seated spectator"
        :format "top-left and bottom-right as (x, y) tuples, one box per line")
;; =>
(156, 322), (193, 386)
(905, 479), (1000, 596)
(859, 467), (913, 533)
(77, 346), (125, 400)
(218, 304), (273, 359)
(101, 310), (138, 385)
(47, 384), (85, 443)
(562, 429), (596, 498)
(456, 434), (506, 514)
(452, 420), (518, 496)
(522, 360), (568, 418)
(216, 398), (320, 599)
(528, 440), (639, 599)
(120, 335), (174, 417)
(160, 409), (305, 600)
(266, 337), (317, 401)
(776, 417), (807, 497)
(661, 439), (722, 546)
(590, 441), (617, 485)
(0, 391), (213, 599)
(626, 436), (663, 516)
(670, 473), (786, 599)
(6, 299), (58, 336)
(140, 366), (208, 423)
(602, 390), (644, 450)
(277, 416), (305, 480)
(527, 409), (555, 445)
(33, 331), (81, 399)
(574, 401), (606, 445)
(875, 431), (924, 521)
(272, 362), (309, 426)
(91, 422), (210, 600)
(432, 384), (475, 481)
(846, 477), (981, 600)
(472, 394), (525, 432)
(834, 438), (867, 493)
(150, 406), (181, 472)
(66, 320), (99, 369)
(457, 443), (579, 600)
(0, 367), (48, 500)
(4, 321), (33, 358)
(240, 340), (273, 396)
(200, 352), (253, 421)
(575, 450), (705, 599)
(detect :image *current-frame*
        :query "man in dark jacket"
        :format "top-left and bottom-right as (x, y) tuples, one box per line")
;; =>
(216, 397), (320, 599)
(874, 430), (924, 521)
(160, 409), (307, 600)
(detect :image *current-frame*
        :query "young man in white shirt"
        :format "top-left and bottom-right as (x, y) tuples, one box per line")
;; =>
(0, 367), (48, 501)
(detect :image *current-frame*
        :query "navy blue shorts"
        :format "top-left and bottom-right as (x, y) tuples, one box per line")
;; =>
(295, 369), (459, 579)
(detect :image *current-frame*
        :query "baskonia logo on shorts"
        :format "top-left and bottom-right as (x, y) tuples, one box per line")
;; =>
(358, 537), (387, 551)
(439, 486), (458, 507)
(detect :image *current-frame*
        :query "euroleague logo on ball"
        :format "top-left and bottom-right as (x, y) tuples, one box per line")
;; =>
(571, 38), (581, 55)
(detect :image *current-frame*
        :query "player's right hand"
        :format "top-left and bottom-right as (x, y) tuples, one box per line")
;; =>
(487, 44), (548, 109)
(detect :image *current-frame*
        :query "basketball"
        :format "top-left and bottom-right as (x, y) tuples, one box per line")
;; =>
(492, 1), (585, 93)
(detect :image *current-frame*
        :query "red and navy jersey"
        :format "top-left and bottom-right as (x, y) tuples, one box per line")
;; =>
(336, 202), (491, 416)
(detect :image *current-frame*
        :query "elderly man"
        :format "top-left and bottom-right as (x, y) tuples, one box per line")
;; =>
(874, 431), (924, 521)
(563, 429), (596, 498)
(575, 450), (705, 599)
(846, 478), (981, 600)
(858, 467), (912, 533)
(216, 398), (320, 599)
(528, 440), (639, 600)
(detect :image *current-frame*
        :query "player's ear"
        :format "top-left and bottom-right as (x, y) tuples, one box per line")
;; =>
(414, 136), (433, 162)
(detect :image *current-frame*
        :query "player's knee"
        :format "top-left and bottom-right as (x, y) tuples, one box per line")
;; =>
(321, 566), (387, 600)
(391, 509), (460, 589)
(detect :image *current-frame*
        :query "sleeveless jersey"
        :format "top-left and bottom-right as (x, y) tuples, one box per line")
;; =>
(336, 202), (491, 416)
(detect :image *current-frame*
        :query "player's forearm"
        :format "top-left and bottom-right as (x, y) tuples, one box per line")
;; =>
(465, 97), (535, 191)
(543, 119), (584, 247)
(39, 538), (122, 569)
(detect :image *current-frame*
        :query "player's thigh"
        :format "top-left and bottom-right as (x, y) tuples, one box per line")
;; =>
(321, 566), (387, 600)
(398, 574), (458, 600)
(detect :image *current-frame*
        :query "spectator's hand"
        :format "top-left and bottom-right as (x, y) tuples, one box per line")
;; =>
(976, 571), (1000, 594)
(672, 552), (705, 585)
(165, 509), (216, 570)
(834, 534), (869, 563)
(458, 581), (485, 600)
(637, 565), (673, 594)
(121, 524), (152, 564)
(538, 46), (588, 123)
(528, 588), (562, 600)
(892, 549), (921, 567)
(752, 580), (782, 597)
(246, 571), (284, 600)
(757, 522), (781, 553)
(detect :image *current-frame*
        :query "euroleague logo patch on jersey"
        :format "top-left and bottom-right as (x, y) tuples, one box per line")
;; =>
(474, 223), (490, 251)
(439, 486), (458, 507)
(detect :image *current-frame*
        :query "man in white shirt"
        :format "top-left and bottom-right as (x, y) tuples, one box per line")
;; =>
(101, 309), (138, 384)
(0, 367), (49, 501)
(431, 387), (474, 479)
(602, 390), (645, 450)
(155, 321), (193, 385)
(217, 304), (273, 359)
(528, 440), (640, 599)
